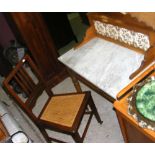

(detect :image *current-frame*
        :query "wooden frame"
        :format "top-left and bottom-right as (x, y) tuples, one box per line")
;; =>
(5, 12), (67, 88)
(76, 13), (155, 80)
(3, 55), (103, 143)
(114, 64), (155, 142)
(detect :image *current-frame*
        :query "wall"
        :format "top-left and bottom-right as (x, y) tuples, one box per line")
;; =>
(0, 13), (16, 48)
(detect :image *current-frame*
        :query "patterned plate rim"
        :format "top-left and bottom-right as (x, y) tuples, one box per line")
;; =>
(127, 76), (155, 131)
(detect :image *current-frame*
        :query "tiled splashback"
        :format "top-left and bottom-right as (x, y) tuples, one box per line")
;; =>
(94, 20), (150, 51)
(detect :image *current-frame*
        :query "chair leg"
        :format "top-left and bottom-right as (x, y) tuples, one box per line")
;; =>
(39, 127), (51, 143)
(89, 97), (103, 124)
(72, 132), (83, 143)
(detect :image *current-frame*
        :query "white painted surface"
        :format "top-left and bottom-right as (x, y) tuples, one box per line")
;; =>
(59, 38), (145, 99)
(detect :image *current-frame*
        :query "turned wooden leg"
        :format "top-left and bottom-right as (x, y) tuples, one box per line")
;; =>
(67, 69), (82, 92)
(89, 96), (103, 124)
(72, 132), (83, 143)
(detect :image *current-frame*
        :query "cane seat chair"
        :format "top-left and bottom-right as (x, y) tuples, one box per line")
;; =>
(3, 55), (102, 143)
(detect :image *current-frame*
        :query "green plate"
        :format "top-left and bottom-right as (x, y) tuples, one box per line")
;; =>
(136, 80), (155, 122)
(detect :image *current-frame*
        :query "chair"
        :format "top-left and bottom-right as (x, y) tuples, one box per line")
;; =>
(3, 55), (102, 143)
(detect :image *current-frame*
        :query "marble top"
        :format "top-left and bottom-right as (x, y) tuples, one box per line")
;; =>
(58, 38), (145, 99)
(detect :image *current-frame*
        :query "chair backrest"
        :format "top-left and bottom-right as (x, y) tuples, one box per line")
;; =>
(3, 55), (52, 122)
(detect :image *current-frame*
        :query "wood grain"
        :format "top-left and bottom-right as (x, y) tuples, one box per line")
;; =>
(114, 65), (155, 142)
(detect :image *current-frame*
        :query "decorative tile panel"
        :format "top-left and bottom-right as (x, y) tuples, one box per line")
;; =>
(94, 20), (150, 51)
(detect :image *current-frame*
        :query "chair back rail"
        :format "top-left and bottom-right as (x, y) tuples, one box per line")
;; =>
(3, 55), (52, 122)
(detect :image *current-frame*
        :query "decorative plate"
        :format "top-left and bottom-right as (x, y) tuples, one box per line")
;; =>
(127, 76), (155, 131)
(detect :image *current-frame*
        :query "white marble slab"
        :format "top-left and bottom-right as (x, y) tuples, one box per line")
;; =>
(58, 38), (145, 99)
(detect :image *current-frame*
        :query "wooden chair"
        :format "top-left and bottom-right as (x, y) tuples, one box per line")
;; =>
(3, 55), (102, 143)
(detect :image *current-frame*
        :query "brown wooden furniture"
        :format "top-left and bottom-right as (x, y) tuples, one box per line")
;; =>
(114, 64), (155, 143)
(3, 55), (102, 143)
(5, 12), (67, 88)
(67, 68), (115, 103)
(76, 12), (155, 80)
(59, 12), (155, 102)
(0, 119), (8, 142)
